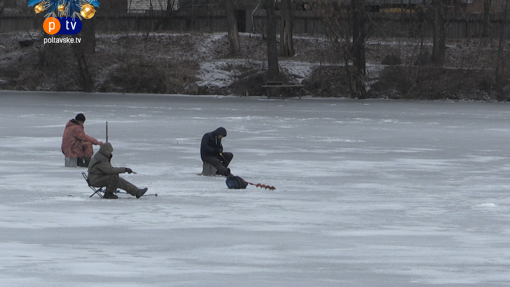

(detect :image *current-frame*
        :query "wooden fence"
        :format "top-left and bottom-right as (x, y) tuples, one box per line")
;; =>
(2, 10), (510, 39)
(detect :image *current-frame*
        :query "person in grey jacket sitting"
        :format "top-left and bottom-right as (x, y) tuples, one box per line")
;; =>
(87, 142), (148, 199)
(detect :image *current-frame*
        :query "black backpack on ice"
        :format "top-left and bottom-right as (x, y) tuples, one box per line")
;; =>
(226, 175), (248, 189)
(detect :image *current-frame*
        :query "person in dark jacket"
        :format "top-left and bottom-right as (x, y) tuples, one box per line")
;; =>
(87, 142), (148, 199)
(200, 127), (233, 176)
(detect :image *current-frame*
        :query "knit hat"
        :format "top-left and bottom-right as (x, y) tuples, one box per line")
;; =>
(75, 113), (86, 122)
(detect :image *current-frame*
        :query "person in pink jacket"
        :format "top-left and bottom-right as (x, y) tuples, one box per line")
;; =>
(61, 113), (103, 167)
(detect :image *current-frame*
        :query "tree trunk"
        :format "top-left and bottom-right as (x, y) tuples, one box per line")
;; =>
(225, 0), (240, 56)
(72, 41), (94, 93)
(482, 0), (491, 37)
(162, 0), (176, 29)
(72, 19), (95, 92)
(265, 0), (279, 81)
(350, 0), (367, 99)
(495, 0), (510, 100)
(0, 0), (3, 32)
(81, 17), (96, 54)
(431, 0), (446, 67)
(280, 0), (295, 57)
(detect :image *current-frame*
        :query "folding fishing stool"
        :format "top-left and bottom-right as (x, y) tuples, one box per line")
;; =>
(82, 172), (105, 198)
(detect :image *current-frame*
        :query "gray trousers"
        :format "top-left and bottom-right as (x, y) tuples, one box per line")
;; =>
(90, 174), (138, 196)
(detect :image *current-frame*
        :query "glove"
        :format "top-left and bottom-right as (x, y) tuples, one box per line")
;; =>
(125, 168), (133, 174)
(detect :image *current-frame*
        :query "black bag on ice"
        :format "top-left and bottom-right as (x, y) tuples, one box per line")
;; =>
(226, 175), (248, 189)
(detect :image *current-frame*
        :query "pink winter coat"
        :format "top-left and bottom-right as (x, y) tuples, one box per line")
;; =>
(61, 119), (99, 158)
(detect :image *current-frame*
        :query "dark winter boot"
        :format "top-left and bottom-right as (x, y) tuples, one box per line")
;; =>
(103, 191), (118, 199)
(77, 158), (86, 167)
(83, 157), (91, 167)
(216, 168), (231, 176)
(136, 188), (148, 199)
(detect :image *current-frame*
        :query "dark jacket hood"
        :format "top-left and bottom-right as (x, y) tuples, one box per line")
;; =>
(89, 142), (113, 172)
(99, 142), (114, 157)
(213, 127), (227, 137)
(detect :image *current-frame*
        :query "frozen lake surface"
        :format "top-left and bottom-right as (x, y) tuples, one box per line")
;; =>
(1, 91), (510, 286)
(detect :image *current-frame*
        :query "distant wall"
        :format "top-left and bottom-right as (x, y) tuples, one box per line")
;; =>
(2, 10), (510, 39)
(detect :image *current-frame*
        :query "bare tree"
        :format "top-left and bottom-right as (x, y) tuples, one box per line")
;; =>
(265, 0), (279, 81)
(72, 43), (94, 92)
(482, 0), (492, 37)
(151, 0), (180, 30)
(496, 0), (510, 100)
(280, 0), (295, 57)
(431, 0), (446, 66)
(251, 1), (263, 34)
(81, 18), (96, 54)
(0, 0), (4, 32)
(72, 19), (95, 92)
(164, 0), (177, 29)
(225, 0), (240, 56)
(348, 0), (370, 98)
(319, 0), (369, 98)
